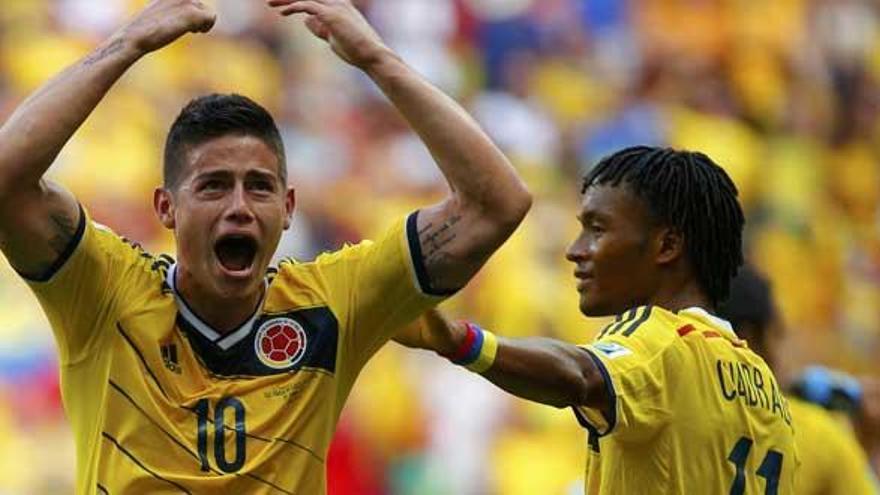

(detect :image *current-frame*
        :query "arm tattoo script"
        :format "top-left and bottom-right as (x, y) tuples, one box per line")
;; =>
(418, 213), (462, 268)
(47, 210), (78, 256)
(83, 38), (125, 66)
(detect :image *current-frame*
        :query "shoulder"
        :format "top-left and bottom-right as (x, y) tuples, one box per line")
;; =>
(788, 396), (825, 419)
(788, 397), (870, 472)
(591, 305), (685, 358)
(313, 240), (377, 265)
(268, 242), (377, 291)
(90, 220), (149, 262)
(270, 215), (416, 296)
(94, 219), (176, 278)
(789, 397), (846, 436)
(271, 240), (377, 278)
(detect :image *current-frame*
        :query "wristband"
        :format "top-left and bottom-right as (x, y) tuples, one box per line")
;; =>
(444, 322), (479, 363)
(465, 328), (498, 374)
(443, 322), (498, 374)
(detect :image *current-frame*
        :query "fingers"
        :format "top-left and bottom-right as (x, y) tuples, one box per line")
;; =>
(267, 0), (338, 6)
(203, 11), (218, 32)
(273, 1), (327, 17)
(193, 11), (217, 33)
(188, 7), (217, 33)
(266, 0), (346, 17)
(304, 16), (330, 40)
(197, 15), (217, 33)
(179, 0), (216, 33)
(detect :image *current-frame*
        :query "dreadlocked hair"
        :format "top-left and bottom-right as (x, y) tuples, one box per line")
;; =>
(582, 146), (745, 306)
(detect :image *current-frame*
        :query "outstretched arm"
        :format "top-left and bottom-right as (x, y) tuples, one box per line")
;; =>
(267, 0), (532, 292)
(396, 310), (611, 411)
(0, 0), (215, 277)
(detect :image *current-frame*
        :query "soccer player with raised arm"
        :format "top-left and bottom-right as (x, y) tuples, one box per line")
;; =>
(399, 146), (798, 494)
(0, 0), (531, 493)
(718, 267), (879, 495)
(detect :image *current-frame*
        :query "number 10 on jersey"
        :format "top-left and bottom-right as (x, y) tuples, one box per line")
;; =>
(194, 397), (247, 473)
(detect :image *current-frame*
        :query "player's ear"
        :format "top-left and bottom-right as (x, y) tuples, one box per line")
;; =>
(154, 187), (176, 230)
(283, 186), (296, 230)
(654, 226), (684, 265)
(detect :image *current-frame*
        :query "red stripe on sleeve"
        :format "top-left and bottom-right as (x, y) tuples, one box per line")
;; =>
(677, 325), (696, 337)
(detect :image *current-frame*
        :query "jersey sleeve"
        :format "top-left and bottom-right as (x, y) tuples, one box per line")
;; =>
(317, 211), (452, 380)
(572, 306), (678, 442)
(22, 207), (147, 365)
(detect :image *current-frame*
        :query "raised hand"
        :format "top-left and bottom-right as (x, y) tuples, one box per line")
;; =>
(118, 0), (216, 56)
(0, 0), (217, 279)
(266, 0), (391, 69)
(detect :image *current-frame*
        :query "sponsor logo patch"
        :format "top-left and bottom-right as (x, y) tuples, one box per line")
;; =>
(160, 343), (181, 373)
(592, 342), (632, 359)
(255, 318), (308, 370)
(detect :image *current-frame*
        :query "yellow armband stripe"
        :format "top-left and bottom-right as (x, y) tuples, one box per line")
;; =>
(465, 329), (498, 374)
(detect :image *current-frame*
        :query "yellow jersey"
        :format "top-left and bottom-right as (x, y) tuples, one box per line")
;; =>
(575, 305), (798, 494)
(23, 208), (446, 495)
(789, 397), (879, 495)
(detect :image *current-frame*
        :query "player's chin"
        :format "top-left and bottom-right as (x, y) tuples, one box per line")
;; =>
(579, 294), (614, 317)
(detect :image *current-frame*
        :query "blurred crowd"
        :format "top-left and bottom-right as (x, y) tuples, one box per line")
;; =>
(2, 0), (880, 493)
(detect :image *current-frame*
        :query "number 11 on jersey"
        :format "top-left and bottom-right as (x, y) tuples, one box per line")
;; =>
(728, 436), (783, 495)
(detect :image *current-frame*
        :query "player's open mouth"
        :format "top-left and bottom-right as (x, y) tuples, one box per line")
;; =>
(214, 235), (259, 273)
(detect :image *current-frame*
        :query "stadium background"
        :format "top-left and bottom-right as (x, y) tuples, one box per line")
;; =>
(1, 0), (879, 493)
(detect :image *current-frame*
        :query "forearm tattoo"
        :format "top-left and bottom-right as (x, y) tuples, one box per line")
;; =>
(48, 210), (78, 255)
(418, 213), (461, 268)
(83, 38), (125, 66)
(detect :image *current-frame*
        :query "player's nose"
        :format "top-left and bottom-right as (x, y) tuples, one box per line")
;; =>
(565, 233), (589, 263)
(225, 183), (256, 223)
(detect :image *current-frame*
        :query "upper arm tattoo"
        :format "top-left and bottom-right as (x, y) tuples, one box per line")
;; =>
(48, 209), (79, 256)
(418, 212), (462, 270)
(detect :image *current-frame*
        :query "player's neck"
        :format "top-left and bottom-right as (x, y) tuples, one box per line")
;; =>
(174, 269), (264, 335)
(648, 280), (712, 314)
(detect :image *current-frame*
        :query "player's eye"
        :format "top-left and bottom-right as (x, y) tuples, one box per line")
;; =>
(248, 180), (275, 192)
(251, 180), (274, 191)
(201, 179), (226, 191)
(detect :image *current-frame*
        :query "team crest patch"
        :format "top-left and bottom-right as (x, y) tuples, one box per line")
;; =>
(592, 342), (632, 359)
(255, 318), (308, 370)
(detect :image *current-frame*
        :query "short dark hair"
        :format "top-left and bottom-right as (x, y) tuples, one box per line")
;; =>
(582, 146), (745, 306)
(716, 265), (777, 338)
(163, 93), (286, 189)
